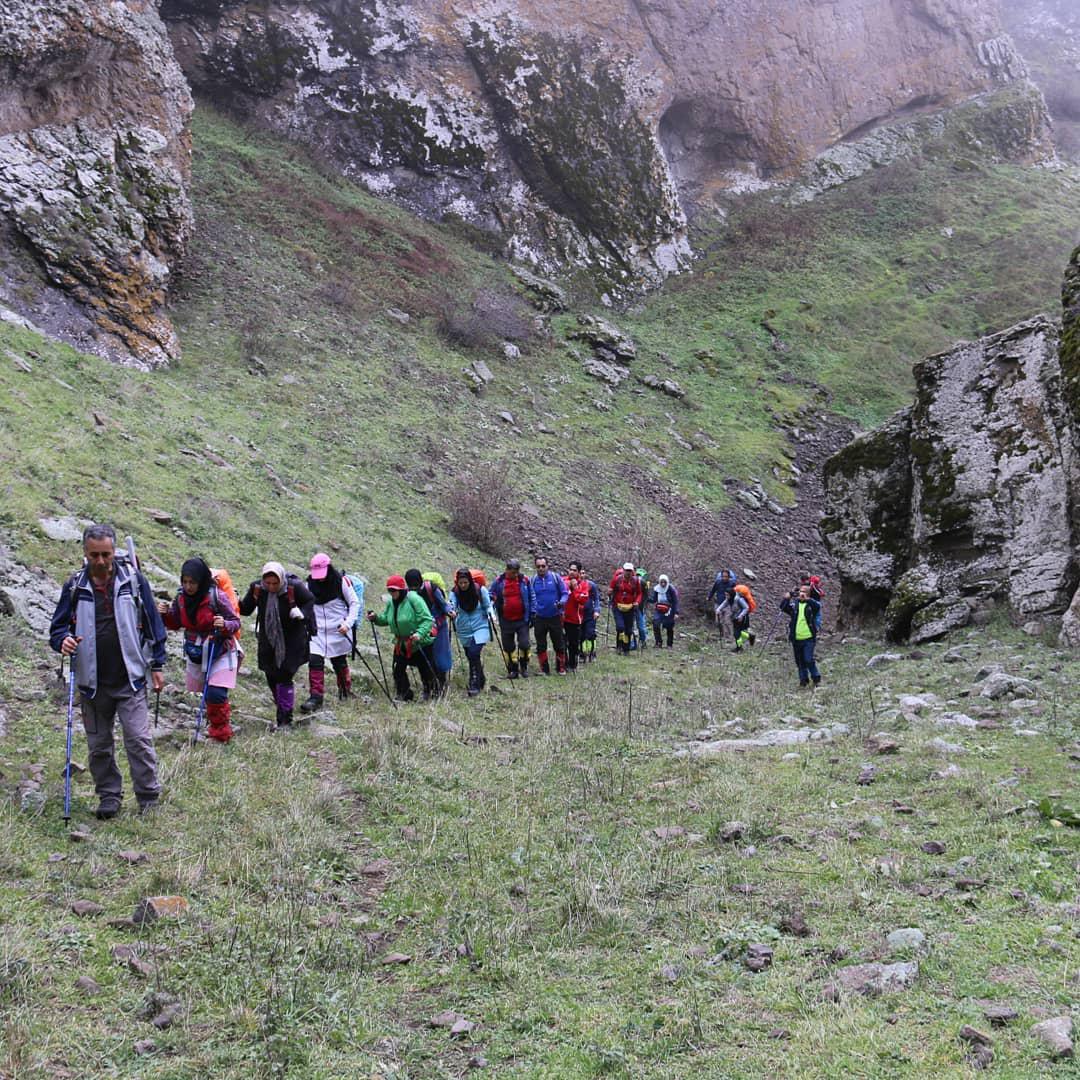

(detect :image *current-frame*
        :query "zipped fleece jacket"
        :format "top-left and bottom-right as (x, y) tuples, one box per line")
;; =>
(49, 562), (167, 697)
(491, 573), (534, 623)
(531, 570), (568, 619)
(372, 591), (434, 643)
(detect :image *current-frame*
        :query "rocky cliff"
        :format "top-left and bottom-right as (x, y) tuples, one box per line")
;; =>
(0, 1), (192, 368)
(823, 246), (1080, 645)
(162, 0), (1045, 293)
(1000, 0), (1080, 161)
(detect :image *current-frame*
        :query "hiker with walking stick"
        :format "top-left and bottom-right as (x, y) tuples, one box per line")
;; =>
(48, 524), (166, 819)
(302, 553), (361, 713)
(405, 569), (452, 697)
(490, 559), (534, 678)
(158, 558), (241, 743)
(238, 562), (316, 730)
(447, 568), (493, 697)
(368, 575), (437, 701)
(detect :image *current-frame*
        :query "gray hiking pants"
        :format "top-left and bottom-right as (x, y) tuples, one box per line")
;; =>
(80, 683), (161, 804)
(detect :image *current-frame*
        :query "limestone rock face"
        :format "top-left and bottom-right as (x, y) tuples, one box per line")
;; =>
(161, 0), (1042, 291)
(1001, 0), (1080, 161)
(0, 1), (192, 368)
(824, 274), (1080, 643)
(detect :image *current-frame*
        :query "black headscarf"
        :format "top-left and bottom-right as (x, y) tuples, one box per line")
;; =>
(181, 557), (212, 623)
(404, 568), (424, 591)
(453, 567), (479, 612)
(308, 564), (343, 605)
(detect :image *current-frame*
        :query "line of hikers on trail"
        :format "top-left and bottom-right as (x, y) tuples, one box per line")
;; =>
(48, 524), (825, 819)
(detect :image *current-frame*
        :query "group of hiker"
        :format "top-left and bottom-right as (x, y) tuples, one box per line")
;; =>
(47, 523), (825, 820)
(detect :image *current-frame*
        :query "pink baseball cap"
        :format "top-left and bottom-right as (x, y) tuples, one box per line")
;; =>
(309, 553), (331, 579)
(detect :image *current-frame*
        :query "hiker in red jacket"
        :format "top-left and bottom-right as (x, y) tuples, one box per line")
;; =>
(562, 561), (593, 672)
(158, 557), (241, 743)
(490, 559), (534, 678)
(609, 563), (643, 655)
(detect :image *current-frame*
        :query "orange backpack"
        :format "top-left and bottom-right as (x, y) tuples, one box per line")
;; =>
(470, 568), (488, 588)
(734, 583), (757, 613)
(210, 568), (242, 639)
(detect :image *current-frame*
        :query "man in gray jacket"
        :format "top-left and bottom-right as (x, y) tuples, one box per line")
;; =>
(49, 524), (167, 818)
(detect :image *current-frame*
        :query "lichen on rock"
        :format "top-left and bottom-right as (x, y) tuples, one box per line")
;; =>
(0, 0), (192, 368)
(824, 288), (1080, 641)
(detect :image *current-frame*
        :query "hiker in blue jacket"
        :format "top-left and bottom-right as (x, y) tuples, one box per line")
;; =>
(708, 569), (737, 638)
(649, 574), (680, 648)
(447, 568), (492, 696)
(49, 524), (167, 818)
(531, 554), (569, 674)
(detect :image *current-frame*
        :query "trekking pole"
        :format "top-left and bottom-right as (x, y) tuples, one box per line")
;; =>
(349, 631), (397, 708)
(451, 619), (466, 665)
(62, 653), (77, 823)
(370, 621), (390, 696)
(756, 609), (786, 661)
(487, 612), (514, 683)
(191, 638), (217, 745)
(413, 638), (442, 698)
(153, 688), (161, 729)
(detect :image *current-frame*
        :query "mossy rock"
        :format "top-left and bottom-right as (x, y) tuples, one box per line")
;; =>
(884, 564), (941, 642)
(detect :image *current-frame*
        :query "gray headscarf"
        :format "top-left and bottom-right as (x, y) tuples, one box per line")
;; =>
(261, 561), (287, 668)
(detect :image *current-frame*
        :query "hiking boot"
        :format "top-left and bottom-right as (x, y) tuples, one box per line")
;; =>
(748, 632), (756, 646)
(812, 675), (822, 687)
(508, 669), (519, 680)
(300, 694), (323, 714)
(467, 683), (481, 697)
(95, 797), (121, 820)
(137, 798), (159, 816)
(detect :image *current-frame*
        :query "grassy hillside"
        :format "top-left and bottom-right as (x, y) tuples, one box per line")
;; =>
(1, 106), (1077, 594)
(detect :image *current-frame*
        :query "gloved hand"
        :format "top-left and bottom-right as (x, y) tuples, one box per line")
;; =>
(289, 606), (304, 620)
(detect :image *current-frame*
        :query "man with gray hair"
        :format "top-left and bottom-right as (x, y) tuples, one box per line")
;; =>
(48, 524), (167, 818)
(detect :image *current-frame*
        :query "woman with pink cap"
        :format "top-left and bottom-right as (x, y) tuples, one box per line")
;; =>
(301, 553), (361, 713)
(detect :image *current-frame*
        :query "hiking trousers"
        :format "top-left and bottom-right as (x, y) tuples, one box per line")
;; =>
(533, 615), (566, 658)
(793, 639), (820, 684)
(393, 644), (437, 699)
(564, 623), (582, 670)
(498, 618), (530, 665)
(80, 683), (161, 805)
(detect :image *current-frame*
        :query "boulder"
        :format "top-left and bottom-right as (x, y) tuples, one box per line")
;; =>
(568, 315), (637, 364)
(825, 297), (1080, 639)
(823, 960), (918, 999)
(1030, 1016), (1073, 1059)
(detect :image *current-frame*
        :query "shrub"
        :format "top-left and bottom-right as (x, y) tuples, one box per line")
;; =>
(435, 288), (534, 353)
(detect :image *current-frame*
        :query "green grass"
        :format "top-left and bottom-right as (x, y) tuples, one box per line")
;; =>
(1, 617), (1077, 1077)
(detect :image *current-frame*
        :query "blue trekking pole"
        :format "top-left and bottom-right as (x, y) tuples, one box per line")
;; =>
(191, 638), (217, 745)
(63, 654), (77, 823)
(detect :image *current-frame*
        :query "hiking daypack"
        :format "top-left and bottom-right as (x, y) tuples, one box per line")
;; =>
(734, 583), (757, 613)
(421, 571), (448, 594)
(469, 568), (488, 588)
(341, 573), (365, 626)
(210, 568), (242, 640)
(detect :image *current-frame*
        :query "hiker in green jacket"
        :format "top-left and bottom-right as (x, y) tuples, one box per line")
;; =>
(368, 575), (437, 701)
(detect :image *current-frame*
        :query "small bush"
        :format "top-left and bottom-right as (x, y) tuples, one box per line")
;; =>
(436, 288), (534, 353)
(444, 462), (520, 557)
